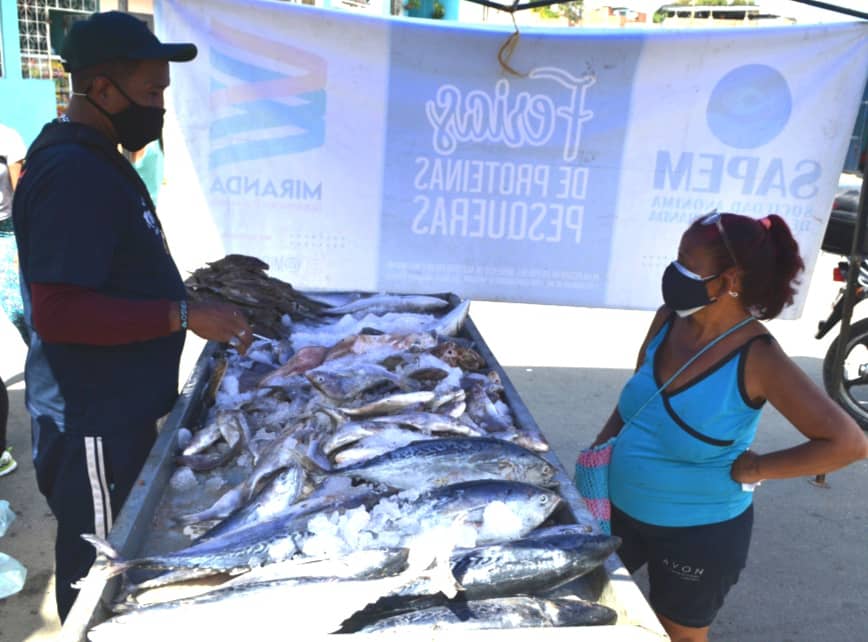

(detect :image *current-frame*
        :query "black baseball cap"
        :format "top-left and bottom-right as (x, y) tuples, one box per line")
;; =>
(61, 11), (197, 73)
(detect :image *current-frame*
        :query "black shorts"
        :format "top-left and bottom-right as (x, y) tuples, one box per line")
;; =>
(612, 503), (753, 628)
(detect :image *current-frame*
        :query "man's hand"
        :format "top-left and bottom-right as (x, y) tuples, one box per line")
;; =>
(184, 301), (254, 354)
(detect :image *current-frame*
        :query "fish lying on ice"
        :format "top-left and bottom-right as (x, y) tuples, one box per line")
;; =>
(321, 294), (451, 317)
(307, 437), (558, 491)
(356, 596), (617, 633)
(87, 523), (465, 641)
(340, 526), (621, 630)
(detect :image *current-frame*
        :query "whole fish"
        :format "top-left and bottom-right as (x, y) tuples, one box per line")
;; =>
(117, 548), (411, 611)
(322, 413), (483, 456)
(181, 410), (251, 457)
(340, 527), (621, 630)
(87, 526), (464, 641)
(337, 391), (436, 418)
(83, 490), (385, 577)
(322, 294), (450, 317)
(329, 428), (430, 466)
(312, 437), (558, 490)
(367, 411), (486, 437)
(305, 363), (407, 400)
(357, 596), (617, 633)
(414, 526), (620, 599)
(369, 479), (562, 547)
(180, 416), (223, 457)
(177, 464), (305, 528)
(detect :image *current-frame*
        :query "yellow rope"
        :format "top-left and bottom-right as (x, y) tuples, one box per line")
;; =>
(497, 11), (527, 78)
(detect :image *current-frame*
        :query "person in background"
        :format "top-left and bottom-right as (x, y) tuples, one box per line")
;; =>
(0, 122), (28, 477)
(591, 211), (868, 642)
(130, 136), (164, 206)
(12, 12), (254, 620)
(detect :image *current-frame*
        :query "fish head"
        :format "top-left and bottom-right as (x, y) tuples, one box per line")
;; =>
(456, 346), (486, 371)
(532, 459), (559, 487)
(305, 370), (348, 399)
(432, 341), (461, 367)
(502, 483), (562, 531)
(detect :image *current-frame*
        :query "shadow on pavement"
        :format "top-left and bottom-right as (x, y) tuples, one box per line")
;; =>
(0, 385), (60, 641)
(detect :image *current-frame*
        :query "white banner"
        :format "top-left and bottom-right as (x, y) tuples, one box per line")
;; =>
(157, 0), (868, 314)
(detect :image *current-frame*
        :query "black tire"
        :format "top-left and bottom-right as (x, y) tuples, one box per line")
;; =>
(823, 317), (868, 430)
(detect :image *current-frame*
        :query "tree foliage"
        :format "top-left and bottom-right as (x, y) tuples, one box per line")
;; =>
(532, 0), (583, 26)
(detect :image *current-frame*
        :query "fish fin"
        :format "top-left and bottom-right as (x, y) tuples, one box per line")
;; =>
(80, 534), (131, 578)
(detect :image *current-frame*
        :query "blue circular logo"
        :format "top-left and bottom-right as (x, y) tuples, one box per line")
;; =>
(706, 64), (791, 149)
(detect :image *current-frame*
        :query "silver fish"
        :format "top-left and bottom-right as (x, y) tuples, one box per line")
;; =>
(357, 596), (617, 632)
(322, 294), (450, 317)
(83, 490), (385, 577)
(313, 437), (558, 491)
(367, 411), (486, 437)
(117, 548), (411, 611)
(86, 528), (463, 641)
(322, 412), (482, 456)
(177, 464), (304, 528)
(337, 391), (436, 418)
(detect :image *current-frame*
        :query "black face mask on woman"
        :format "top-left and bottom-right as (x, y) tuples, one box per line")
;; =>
(661, 261), (720, 317)
(74, 78), (165, 152)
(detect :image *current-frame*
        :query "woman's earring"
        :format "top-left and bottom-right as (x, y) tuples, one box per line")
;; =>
(728, 291), (740, 298)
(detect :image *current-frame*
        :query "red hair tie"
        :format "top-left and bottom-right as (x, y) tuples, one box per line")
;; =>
(759, 216), (772, 230)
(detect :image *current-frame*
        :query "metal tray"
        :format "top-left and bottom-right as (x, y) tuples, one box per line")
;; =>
(61, 310), (668, 642)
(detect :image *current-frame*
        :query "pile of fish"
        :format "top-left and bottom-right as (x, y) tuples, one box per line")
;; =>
(184, 254), (332, 336)
(84, 285), (620, 639)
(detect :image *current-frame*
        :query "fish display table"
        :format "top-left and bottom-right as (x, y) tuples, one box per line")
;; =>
(60, 301), (669, 642)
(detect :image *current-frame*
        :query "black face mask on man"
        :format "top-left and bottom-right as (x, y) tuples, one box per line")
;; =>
(74, 77), (165, 152)
(661, 261), (720, 317)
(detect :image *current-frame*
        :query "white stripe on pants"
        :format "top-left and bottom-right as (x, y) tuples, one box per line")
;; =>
(84, 436), (112, 538)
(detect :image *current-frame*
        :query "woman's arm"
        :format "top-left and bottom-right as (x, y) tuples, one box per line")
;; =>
(732, 338), (868, 483)
(589, 306), (672, 446)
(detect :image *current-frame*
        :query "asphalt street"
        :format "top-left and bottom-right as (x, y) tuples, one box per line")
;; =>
(0, 246), (866, 641)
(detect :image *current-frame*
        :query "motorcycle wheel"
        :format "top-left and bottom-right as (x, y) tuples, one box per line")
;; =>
(823, 317), (868, 431)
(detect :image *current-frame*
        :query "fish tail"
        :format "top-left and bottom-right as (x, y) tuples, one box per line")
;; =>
(80, 534), (132, 578)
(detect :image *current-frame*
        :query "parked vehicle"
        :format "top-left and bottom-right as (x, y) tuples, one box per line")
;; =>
(818, 172), (868, 429)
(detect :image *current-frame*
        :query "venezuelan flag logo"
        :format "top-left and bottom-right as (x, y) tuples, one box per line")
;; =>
(209, 20), (327, 170)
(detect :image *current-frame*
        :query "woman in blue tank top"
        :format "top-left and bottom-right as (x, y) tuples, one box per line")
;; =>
(592, 212), (868, 642)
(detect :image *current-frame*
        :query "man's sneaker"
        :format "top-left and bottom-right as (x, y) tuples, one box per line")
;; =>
(0, 448), (17, 477)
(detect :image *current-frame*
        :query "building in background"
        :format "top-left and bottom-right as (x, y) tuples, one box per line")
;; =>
(0, 0), (154, 144)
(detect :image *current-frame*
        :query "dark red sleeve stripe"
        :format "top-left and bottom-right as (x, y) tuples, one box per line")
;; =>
(31, 282), (175, 346)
